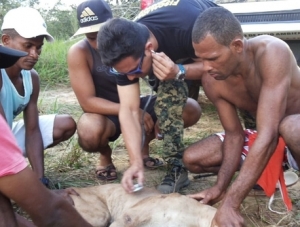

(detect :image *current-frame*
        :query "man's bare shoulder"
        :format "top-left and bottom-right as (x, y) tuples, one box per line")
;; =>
(248, 35), (297, 79)
(249, 35), (291, 58)
(30, 68), (39, 77)
(68, 39), (89, 56)
(28, 69), (40, 91)
(249, 35), (286, 44)
(29, 68), (40, 82)
(67, 39), (93, 71)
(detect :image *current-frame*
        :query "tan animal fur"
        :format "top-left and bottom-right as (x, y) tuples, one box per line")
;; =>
(69, 183), (216, 227)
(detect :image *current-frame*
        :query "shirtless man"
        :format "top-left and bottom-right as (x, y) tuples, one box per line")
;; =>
(1, 7), (76, 186)
(182, 7), (300, 227)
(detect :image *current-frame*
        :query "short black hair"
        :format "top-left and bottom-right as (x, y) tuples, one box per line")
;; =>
(192, 7), (243, 46)
(2, 29), (20, 39)
(97, 18), (150, 66)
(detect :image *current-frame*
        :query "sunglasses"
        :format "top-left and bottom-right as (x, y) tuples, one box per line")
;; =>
(110, 54), (144, 76)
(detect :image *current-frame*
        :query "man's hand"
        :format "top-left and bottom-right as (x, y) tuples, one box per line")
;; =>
(212, 201), (245, 227)
(54, 188), (80, 205)
(121, 163), (144, 193)
(151, 51), (179, 81)
(139, 109), (154, 135)
(188, 185), (225, 205)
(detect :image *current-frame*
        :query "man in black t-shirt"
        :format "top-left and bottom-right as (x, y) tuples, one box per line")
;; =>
(98, 0), (217, 194)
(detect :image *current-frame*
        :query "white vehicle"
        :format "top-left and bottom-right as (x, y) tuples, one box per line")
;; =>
(220, 0), (300, 65)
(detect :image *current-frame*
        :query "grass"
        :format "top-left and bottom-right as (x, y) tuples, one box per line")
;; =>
(34, 39), (79, 87)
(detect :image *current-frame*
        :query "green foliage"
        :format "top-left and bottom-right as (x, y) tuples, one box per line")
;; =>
(38, 95), (60, 114)
(34, 39), (78, 87)
(43, 9), (77, 40)
(0, 0), (40, 26)
(60, 139), (90, 169)
(39, 0), (78, 40)
(0, 0), (21, 26)
(0, 0), (77, 40)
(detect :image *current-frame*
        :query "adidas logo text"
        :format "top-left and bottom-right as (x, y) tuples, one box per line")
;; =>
(80, 16), (98, 23)
(79, 7), (98, 23)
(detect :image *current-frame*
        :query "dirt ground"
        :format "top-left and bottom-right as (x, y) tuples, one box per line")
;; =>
(32, 86), (300, 227)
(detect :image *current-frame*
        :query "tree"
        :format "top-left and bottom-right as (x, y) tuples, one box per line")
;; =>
(41, 0), (77, 40)
(0, 0), (23, 26)
(0, 0), (40, 34)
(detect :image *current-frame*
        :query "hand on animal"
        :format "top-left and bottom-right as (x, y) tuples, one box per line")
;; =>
(54, 188), (80, 205)
(121, 163), (144, 193)
(188, 185), (225, 205)
(213, 201), (245, 227)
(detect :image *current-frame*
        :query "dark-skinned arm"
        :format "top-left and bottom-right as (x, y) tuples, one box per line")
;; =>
(215, 40), (293, 227)
(214, 99), (245, 194)
(0, 167), (92, 227)
(118, 83), (147, 193)
(0, 192), (18, 227)
(23, 70), (44, 179)
(0, 73), (7, 121)
(67, 41), (120, 115)
(151, 51), (204, 81)
(188, 84), (245, 205)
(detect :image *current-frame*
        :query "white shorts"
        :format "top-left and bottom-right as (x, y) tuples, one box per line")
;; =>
(12, 114), (56, 157)
(286, 148), (299, 171)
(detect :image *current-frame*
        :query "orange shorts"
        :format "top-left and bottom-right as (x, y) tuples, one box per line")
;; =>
(215, 129), (298, 170)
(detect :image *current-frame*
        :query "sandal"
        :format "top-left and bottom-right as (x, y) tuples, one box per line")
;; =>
(95, 164), (117, 181)
(143, 157), (164, 170)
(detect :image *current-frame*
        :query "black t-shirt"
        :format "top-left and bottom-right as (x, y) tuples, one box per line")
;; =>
(116, 0), (218, 86)
(85, 39), (120, 103)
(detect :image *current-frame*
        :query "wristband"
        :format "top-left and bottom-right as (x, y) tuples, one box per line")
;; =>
(175, 64), (186, 80)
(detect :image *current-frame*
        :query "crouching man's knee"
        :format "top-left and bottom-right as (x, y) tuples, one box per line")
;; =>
(183, 98), (201, 128)
(182, 149), (193, 170)
(77, 113), (111, 152)
(53, 114), (76, 143)
(182, 148), (203, 173)
(279, 114), (300, 139)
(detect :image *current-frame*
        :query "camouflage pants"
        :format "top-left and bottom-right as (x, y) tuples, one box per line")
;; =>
(154, 80), (188, 166)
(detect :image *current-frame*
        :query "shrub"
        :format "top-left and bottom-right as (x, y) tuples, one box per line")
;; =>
(34, 39), (78, 87)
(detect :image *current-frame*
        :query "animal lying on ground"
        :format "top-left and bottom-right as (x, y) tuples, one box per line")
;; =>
(68, 183), (217, 227)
